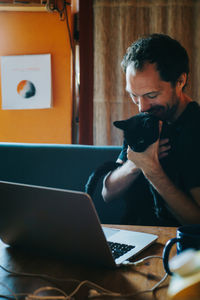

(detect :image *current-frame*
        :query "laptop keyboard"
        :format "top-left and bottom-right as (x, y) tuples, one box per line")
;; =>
(108, 241), (135, 259)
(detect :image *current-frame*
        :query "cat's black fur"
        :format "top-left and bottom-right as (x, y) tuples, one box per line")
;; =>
(85, 113), (159, 197)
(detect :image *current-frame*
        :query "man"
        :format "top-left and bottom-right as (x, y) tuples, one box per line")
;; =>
(102, 33), (200, 226)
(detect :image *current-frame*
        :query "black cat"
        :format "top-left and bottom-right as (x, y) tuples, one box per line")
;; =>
(85, 113), (159, 197)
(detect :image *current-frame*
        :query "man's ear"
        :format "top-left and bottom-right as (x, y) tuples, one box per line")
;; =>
(177, 73), (187, 90)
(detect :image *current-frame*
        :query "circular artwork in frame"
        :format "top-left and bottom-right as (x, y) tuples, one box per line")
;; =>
(17, 80), (36, 99)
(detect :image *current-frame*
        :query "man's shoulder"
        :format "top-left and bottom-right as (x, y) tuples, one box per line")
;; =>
(187, 101), (200, 116)
(180, 102), (200, 147)
(182, 101), (200, 128)
(173, 102), (200, 148)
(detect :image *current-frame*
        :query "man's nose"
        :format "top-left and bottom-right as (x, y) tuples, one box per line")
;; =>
(138, 97), (151, 113)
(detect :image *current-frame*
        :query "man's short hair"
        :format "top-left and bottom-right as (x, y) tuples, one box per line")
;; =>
(121, 33), (189, 87)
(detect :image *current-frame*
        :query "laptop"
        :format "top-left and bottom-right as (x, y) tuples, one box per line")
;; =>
(0, 181), (157, 268)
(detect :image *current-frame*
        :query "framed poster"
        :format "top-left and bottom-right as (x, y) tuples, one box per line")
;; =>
(0, 54), (52, 110)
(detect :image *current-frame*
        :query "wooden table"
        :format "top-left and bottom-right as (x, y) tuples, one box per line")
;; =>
(0, 225), (176, 299)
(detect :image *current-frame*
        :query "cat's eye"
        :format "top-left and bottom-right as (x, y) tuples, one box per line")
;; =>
(137, 138), (145, 144)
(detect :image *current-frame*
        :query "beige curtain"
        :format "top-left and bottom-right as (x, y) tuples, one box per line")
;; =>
(93, 0), (200, 145)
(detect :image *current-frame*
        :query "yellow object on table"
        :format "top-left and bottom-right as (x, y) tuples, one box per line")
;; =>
(167, 249), (200, 300)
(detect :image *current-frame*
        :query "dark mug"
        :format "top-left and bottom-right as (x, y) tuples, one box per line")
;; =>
(162, 224), (200, 275)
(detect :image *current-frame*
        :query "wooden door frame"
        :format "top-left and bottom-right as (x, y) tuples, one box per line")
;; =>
(79, 0), (93, 144)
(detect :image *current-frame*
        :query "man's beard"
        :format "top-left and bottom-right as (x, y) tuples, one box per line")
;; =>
(147, 101), (179, 122)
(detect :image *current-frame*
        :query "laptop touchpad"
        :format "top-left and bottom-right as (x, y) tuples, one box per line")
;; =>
(102, 226), (120, 239)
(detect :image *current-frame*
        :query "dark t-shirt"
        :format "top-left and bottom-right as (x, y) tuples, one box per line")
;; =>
(118, 101), (200, 226)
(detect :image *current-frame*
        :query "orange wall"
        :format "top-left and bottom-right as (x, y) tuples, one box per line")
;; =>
(0, 10), (72, 143)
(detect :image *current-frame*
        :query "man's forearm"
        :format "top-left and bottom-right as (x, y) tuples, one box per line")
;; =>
(102, 160), (141, 202)
(144, 165), (200, 224)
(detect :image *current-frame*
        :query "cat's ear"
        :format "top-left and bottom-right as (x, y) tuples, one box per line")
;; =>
(113, 120), (127, 130)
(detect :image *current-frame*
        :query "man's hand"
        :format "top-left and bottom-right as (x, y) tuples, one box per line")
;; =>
(159, 138), (171, 159)
(127, 137), (171, 175)
(127, 140), (160, 175)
